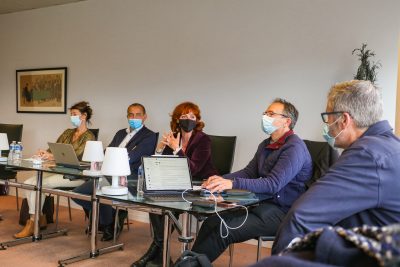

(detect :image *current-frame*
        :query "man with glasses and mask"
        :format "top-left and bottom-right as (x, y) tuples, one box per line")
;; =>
(191, 98), (313, 263)
(271, 80), (400, 255)
(72, 103), (157, 242)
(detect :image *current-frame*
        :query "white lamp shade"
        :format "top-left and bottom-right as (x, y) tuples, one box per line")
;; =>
(82, 141), (104, 162)
(101, 147), (131, 176)
(0, 133), (9, 151)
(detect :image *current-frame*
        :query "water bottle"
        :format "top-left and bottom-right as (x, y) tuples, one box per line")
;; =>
(14, 142), (22, 163)
(137, 164), (144, 198)
(8, 141), (16, 162)
(18, 142), (23, 158)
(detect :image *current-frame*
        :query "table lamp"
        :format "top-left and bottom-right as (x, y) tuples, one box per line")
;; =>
(0, 133), (9, 162)
(101, 147), (131, 195)
(82, 141), (104, 176)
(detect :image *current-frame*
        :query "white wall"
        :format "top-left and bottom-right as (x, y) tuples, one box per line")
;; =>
(0, 0), (399, 172)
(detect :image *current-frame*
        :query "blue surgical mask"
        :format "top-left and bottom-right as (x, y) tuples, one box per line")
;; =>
(261, 115), (278, 135)
(70, 116), (81, 127)
(322, 117), (344, 148)
(128, 119), (143, 129)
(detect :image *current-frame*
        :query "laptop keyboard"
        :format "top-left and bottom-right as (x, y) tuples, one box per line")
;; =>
(144, 193), (200, 202)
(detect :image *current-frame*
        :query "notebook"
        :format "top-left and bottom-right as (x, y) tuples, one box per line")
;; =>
(142, 156), (197, 201)
(48, 142), (90, 170)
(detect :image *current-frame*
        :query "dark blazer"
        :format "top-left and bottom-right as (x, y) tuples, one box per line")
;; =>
(163, 130), (218, 181)
(109, 126), (157, 179)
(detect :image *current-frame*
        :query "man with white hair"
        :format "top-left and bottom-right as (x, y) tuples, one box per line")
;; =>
(272, 80), (400, 255)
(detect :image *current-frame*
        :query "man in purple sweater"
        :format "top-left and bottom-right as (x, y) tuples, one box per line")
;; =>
(191, 98), (313, 262)
(270, 80), (400, 257)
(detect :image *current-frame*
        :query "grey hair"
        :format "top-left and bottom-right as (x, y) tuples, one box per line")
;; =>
(328, 80), (382, 128)
(272, 98), (299, 130)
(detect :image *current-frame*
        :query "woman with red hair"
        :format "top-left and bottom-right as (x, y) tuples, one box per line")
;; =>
(131, 101), (217, 267)
(155, 101), (216, 180)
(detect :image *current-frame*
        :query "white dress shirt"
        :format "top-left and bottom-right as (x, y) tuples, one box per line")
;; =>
(118, 125), (143, 148)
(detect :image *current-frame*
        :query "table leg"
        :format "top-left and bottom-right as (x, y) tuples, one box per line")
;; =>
(58, 178), (124, 266)
(32, 170), (43, 241)
(175, 212), (194, 253)
(163, 212), (172, 267)
(180, 213), (193, 251)
(1, 171), (68, 249)
(90, 178), (99, 257)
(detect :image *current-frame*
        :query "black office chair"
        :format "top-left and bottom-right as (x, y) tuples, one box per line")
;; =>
(54, 129), (100, 228)
(303, 140), (339, 189)
(89, 128), (99, 141)
(194, 135), (237, 237)
(228, 140), (339, 265)
(0, 123), (23, 210)
(209, 135), (237, 176)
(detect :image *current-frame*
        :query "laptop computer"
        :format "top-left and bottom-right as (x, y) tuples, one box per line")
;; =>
(142, 156), (198, 202)
(48, 142), (90, 170)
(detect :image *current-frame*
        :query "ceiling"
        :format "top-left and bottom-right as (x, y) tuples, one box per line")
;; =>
(0, 0), (86, 15)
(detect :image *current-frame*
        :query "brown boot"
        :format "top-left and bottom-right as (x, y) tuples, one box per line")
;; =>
(39, 215), (47, 230)
(14, 219), (34, 239)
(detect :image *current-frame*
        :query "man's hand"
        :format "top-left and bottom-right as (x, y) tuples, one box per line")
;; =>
(202, 175), (233, 193)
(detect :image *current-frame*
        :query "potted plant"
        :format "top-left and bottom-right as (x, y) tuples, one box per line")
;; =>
(352, 43), (381, 84)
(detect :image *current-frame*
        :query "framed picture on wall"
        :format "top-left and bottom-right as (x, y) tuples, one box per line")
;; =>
(16, 67), (67, 113)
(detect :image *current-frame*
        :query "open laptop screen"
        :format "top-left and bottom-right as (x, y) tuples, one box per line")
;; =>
(48, 142), (89, 169)
(143, 156), (192, 191)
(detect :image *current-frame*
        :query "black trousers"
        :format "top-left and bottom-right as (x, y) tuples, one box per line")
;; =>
(191, 201), (286, 262)
(72, 179), (114, 226)
(149, 211), (180, 247)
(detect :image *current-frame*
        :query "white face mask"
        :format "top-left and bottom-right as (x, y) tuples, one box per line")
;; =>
(70, 115), (81, 127)
(261, 115), (278, 135)
(322, 116), (344, 148)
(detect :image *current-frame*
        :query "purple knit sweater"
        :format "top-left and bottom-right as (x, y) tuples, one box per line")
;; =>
(226, 134), (312, 212)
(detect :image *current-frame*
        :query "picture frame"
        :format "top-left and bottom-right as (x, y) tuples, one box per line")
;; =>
(16, 67), (67, 113)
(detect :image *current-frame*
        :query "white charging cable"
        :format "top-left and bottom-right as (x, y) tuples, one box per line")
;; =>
(182, 188), (249, 238)
(181, 188), (194, 203)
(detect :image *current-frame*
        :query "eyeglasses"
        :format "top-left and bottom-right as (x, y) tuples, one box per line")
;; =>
(262, 111), (288, 118)
(320, 111), (347, 123)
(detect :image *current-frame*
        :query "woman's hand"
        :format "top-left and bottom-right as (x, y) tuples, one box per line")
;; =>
(202, 175), (233, 193)
(156, 132), (169, 153)
(161, 132), (180, 151)
(36, 149), (54, 160)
